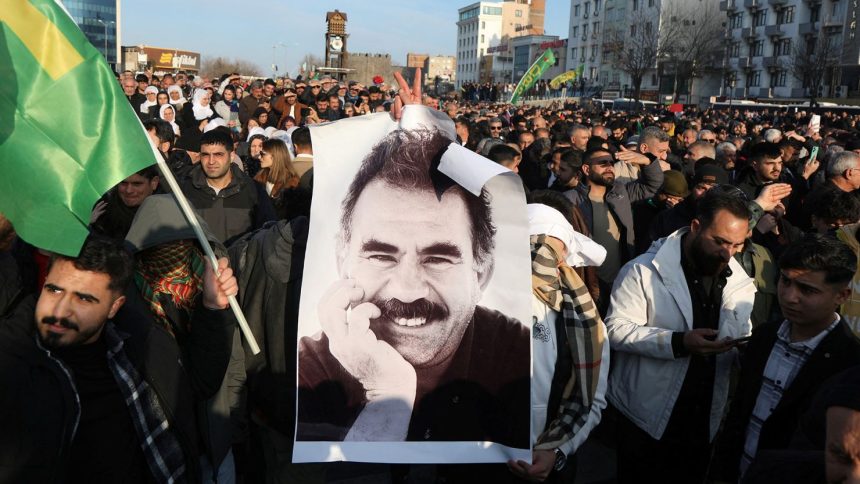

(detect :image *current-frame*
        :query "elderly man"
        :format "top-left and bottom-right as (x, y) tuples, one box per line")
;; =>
(296, 129), (529, 446)
(239, 80), (267, 127)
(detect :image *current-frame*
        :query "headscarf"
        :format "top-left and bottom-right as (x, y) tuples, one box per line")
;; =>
(203, 118), (227, 133)
(135, 240), (204, 336)
(527, 204), (606, 268)
(246, 126), (266, 142)
(191, 89), (213, 121)
(158, 104), (180, 136)
(167, 85), (187, 108)
(139, 85), (159, 113)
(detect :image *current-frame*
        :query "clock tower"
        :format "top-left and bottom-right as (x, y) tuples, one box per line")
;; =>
(324, 10), (348, 81)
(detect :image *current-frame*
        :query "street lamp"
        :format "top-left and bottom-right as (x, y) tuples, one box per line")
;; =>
(95, 18), (115, 66)
(272, 42), (288, 78)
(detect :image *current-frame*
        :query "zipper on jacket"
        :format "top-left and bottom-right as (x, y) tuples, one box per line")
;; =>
(36, 336), (81, 464)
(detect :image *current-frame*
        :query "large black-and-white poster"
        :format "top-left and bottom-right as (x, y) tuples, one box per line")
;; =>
(293, 107), (532, 464)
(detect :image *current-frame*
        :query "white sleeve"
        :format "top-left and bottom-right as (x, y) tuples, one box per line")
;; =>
(558, 320), (611, 457)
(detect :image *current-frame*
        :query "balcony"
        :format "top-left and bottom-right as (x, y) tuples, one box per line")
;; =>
(765, 24), (784, 36)
(768, 0), (787, 5)
(799, 21), (819, 35)
(824, 16), (845, 29)
(744, 0), (760, 7)
(724, 29), (737, 40)
(742, 26), (759, 38)
(762, 56), (780, 68)
(720, 0), (738, 11)
(735, 57), (753, 69)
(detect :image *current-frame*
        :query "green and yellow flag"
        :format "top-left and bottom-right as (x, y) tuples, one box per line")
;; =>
(549, 64), (584, 90)
(509, 48), (556, 104)
(0, 0), (156, 256)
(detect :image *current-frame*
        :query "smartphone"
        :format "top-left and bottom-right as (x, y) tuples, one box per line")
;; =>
(809, 114), (821, 134)
(806, 146), (820, 169)
(729, 336), (753, 345)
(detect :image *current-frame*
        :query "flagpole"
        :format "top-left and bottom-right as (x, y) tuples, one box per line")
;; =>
(149, 143), (262, 356)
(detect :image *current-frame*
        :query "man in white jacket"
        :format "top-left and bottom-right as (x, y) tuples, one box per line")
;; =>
(605, 191), (756, 483)
(508, 203), (610, 483)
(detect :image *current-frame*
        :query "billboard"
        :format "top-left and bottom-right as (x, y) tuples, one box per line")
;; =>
(140, 46), (200, 71)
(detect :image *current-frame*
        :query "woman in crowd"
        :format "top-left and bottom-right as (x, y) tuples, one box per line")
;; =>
(177, 89), (219, 153)
(167, 84), (187, 111)
(159, 104), (181, 137)
(253, 139), (301, 220)
(214, 85), (240, 133)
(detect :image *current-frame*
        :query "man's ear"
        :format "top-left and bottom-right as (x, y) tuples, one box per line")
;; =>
(835, 286), (852, 307)
(476, 258), (495, 292)
(581, 164), (590, 177)
(150, 176), (160, 192)
(108, 295), (127, 319)
(690, 218), (701, 236)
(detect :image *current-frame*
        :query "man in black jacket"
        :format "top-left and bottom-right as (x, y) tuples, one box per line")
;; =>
(712, 234), (860, 481)
(0, 235), (237, 483)
(180, 129), (275, 246)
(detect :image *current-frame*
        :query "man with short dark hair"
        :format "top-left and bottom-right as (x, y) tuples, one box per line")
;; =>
(91, 166), (161, 240)
(713, 234), (860, 481)
(296, 129), (529, 446)
(239, 80), (266, 127)
(487, 144), (522, 173)
(180, 129), (275, 245)
(0, 235), (238, 482)
(290, 126), (313, 179)
(607, 191), (756, 483)
(736, 142), (785, 200)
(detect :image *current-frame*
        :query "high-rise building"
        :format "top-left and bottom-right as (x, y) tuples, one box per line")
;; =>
(62, 0), (120, 69)
(721, 0), (860, 99)
(456, 1), (541, 87)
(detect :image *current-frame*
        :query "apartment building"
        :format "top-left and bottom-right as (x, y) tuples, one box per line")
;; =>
(721, 0), (860, 99)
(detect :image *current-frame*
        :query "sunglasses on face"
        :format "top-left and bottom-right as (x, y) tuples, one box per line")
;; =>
(490, 126), (502, 130)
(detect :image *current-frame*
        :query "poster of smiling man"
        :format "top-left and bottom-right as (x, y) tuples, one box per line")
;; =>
(292, 83), (532, 464)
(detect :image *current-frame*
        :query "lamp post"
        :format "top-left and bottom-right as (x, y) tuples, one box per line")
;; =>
(95, 18), (115, 67)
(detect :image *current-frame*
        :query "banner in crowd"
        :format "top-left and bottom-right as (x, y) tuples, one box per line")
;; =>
(510, 48), (556, 104)
(0, 0), (154, 256)
(293, 107), (532, 464)
(549, 64), (584, 90)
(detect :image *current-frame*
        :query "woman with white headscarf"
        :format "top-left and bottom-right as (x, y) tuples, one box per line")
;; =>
(176, 88), (220, 154)
(139, 85), (158, 117)
(158, 104), (181, 137)
(167, 85), (187, 111)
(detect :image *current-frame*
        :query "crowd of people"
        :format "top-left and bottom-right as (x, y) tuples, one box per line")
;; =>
(2, 66), (860, 484)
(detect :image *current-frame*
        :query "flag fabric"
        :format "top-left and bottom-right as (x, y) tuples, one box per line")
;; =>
(509, 48), (556, 104)
(0, 0), (155, 256)
(549, 66), (583, 90)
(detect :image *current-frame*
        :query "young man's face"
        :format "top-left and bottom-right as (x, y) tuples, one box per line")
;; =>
(338, 181), (489, 368)
(118, 173), (158, 207)
(35, 259), (126, 348)
(199, 143), (232, 181)
(778, 268), (849, 329)
(754, 156), (783, 182)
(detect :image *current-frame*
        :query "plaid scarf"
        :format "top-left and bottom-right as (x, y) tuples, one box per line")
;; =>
(135, 240), (204, 337)
(530, 234), (605, 451)
(104, 323), (186, 483)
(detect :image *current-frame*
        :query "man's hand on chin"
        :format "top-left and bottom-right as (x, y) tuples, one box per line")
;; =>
(319, 279), (417, 441)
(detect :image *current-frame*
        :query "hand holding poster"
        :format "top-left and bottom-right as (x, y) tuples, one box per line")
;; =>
(293, 76), (532, 464)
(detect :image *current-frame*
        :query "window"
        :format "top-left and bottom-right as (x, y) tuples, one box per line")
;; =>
(594, 22), (600, 35)
(591, 45), (598, 57)
(595, 0), (602, 12)
(833, 1), (844, 17)
(585, 2), (590, 15)
(751, 40), (764, 56)
(810, 5), (820, 22)
(583, 24), (589, 36)
(729, 12), (743, 29)
(573, 26), (579, 37)
(574, 5), (580, 16)
(748, 70), (761, 87)
(633, 0), (639, 11)
(645, 21), (653, 35)
(776, 70), (787, 87)
(480, 34), (484, 43)
(515, 10), (522, 17)
(649, 0), (655, 6)
(730, 42), (740, 57)
(482, 21), (485, 29)
(774, 38), (791, 56)
(631, 24), (637, 36)
(776, 6), (794, 25)
(572, 47), (578, 58)
(753, 9), (767, 27)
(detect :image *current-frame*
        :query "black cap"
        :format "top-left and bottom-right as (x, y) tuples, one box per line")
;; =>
(693, 164), (729, 186)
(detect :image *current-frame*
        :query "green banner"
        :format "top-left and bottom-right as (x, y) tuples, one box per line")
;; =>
(510, 48), (557, 104)
(0, 0), (156, 255)
(549, 64), (584, 90)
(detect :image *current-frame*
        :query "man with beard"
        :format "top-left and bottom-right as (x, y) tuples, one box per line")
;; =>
(566, 148), (664, 312)
(605, 191), (756, 483)
(296, 129), (529, 447)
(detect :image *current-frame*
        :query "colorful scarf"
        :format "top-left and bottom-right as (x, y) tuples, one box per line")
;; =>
(530, 234), (605, 451)
(135, 240), (204, 337)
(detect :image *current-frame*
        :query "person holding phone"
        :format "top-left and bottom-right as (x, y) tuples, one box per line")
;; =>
(605, 191), (756, 483)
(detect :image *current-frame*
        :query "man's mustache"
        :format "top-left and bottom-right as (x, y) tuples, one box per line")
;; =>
(370, 298), (449, 322)
(41, 316), (79, 332)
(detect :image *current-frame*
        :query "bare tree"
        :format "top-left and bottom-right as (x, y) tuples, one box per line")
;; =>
(658, 0), (725, 102)
(296, 53), (325, 78)
(782, 34), (841, 107)
(605, 12), (661, 102)
(200, 56), (262, 79)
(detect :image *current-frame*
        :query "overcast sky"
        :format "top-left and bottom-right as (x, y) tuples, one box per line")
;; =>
(122, 1), (570, 77)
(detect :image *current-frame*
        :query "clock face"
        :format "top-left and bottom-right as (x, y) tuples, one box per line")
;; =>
(330, 36), (343, 52)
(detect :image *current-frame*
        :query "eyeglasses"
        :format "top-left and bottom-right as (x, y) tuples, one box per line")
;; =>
(310, 86), (321, 89)
(490, 125), (502, 130)
(701, 138), (717, 144)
